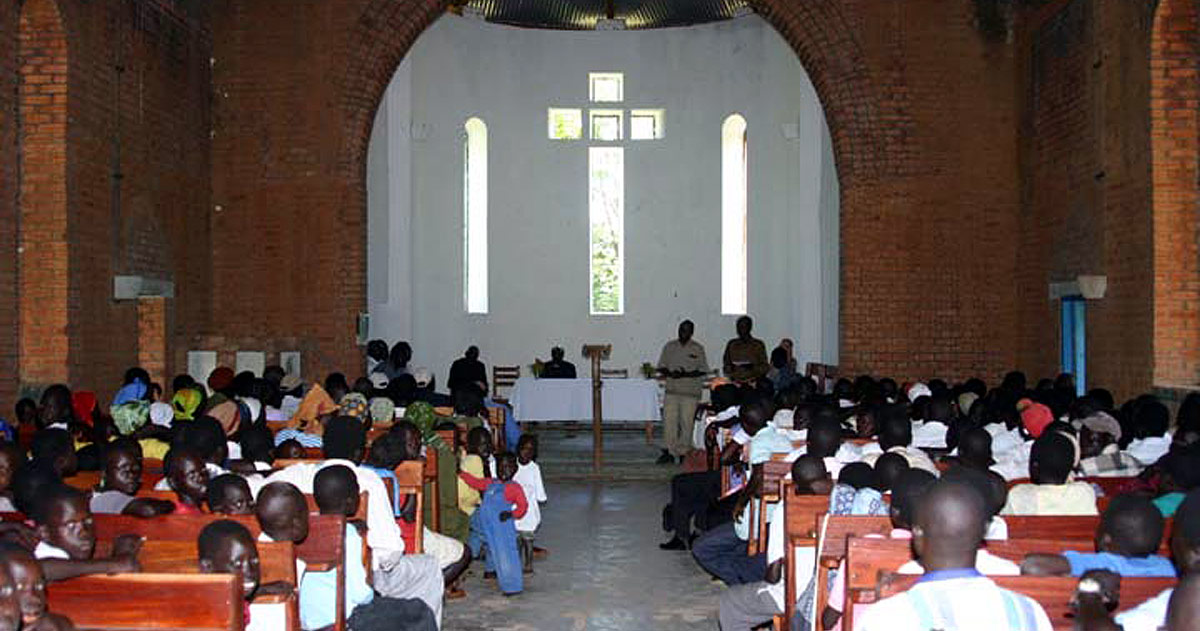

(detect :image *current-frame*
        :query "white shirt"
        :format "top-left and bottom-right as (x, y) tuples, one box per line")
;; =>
(895, 550), (1021, 575)
(265, 460), (404, 567)
(771, 409), (795, 429)
(1114, 588), (1171, 631)
(251, 533), (306, 631)
(1126, 435), (1171, 467)
(862, 446), (939, 475)
(513, 461), (548, 533)
(33, 541), (69, 560)
(910, 421), (949, 449)
(857, 575), (1053, 631)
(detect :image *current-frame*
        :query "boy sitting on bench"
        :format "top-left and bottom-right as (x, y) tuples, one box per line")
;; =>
(31, 485), (141, 581)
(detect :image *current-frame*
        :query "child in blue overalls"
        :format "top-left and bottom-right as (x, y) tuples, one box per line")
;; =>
(460, 450), (528, 595)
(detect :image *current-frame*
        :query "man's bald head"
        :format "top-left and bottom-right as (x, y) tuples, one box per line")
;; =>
(912, 479), (989, 570)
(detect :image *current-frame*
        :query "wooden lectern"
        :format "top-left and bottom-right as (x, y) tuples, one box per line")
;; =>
(582, 344), (612, 471)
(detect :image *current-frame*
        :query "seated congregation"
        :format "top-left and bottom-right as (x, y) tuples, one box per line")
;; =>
(0, 359), (549, 631)
(660, 371), (1200, 631)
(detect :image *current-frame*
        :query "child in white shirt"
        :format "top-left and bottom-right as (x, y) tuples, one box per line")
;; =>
(513, 435), (548, 572)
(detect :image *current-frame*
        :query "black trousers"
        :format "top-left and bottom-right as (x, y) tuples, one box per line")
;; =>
(668, 469), (731, 540)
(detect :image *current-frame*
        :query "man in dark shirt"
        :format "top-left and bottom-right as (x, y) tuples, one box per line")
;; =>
(447, 346), (488, 395)
(722, 316), (768, 383)
(540, 347), (577, 379)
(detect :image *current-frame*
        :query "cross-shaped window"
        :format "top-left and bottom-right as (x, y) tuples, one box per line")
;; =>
(546, 72), (664, 315)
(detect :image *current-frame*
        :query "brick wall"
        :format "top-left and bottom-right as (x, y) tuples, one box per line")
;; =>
(0, 2), (18, 409)
(1016, 0), (1158, 401)
(1151, 0), (1200, 390)
(0, 0), (213, 405)
(211, 0), (1023, 386)
(18, 0), (70, 389)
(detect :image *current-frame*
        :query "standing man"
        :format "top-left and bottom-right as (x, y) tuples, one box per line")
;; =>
(657, 320), (709, 465)
(722, 316), (769, 383)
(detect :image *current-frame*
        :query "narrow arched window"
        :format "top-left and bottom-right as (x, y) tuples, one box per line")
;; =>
(464, 117), (488, 314)
(721, 114), (748, 315)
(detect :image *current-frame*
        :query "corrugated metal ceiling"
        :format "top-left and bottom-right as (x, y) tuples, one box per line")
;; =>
(460, 0), (751, 30)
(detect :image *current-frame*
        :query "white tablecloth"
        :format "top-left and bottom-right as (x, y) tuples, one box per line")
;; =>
(510, 377), (663, 422)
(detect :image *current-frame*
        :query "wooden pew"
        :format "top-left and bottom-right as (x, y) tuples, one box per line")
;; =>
(93, 539), (299, 631)
(875, 574), (1176, 631)
(842, 537), (1086, 630)
(91, 513), (350, 631)
(47, 573), (244, 631)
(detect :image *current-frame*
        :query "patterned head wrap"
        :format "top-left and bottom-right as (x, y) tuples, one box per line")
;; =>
(339, 393), (369, 419)
(403, 401), (450, 453)
(369, 397), (396, 425)
(111, 401), (150, 436)
(172, 388), (203, 421)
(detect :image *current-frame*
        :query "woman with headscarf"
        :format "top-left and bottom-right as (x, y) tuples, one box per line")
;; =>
(273, 383), (338, 449)
(404, 402), (469, 542)
(172, 387), (204, 421)
(110, 400), (171, 460)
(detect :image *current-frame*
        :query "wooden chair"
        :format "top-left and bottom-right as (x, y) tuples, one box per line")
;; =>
(749, 460), (795, 555)
(804, 363), (838, 394)
(778, 491), (828, 630)
(47, 573), (244, 631)
(875, 574), (1176, 631)
(423, 448), (441, 532)
(492, 365), (520, 403)
(487, 406), (507, 451)
(393, 460), (425, 554)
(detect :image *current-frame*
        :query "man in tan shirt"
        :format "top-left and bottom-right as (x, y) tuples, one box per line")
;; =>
(656, 320), (709, 464)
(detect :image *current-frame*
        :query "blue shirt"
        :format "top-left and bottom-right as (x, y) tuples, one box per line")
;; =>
(299, 525), (373, 629)
(363, 466), (402, 517)
(1062, 551), (1176, 577)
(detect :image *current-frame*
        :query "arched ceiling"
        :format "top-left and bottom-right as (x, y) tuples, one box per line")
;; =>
(455, 0), (752, 30)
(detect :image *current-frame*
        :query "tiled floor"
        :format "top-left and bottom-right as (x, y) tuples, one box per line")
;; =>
(443, 430), (721, 630)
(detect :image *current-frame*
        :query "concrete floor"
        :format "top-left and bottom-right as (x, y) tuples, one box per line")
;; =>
(443, 429), (721, 630)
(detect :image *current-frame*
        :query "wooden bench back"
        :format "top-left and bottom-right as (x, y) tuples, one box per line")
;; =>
(845, 537), (1086, 594)
(47, 573), (244, 631)
(1006, 477), (1136, 497)
(91, 512), (348, 631)
(64, 470), (163, 493)
(137, 489), (370, 524)
(94, 539), (297, 587)
(876, 574), (1176, 631)
(817, 515), (895, 562)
